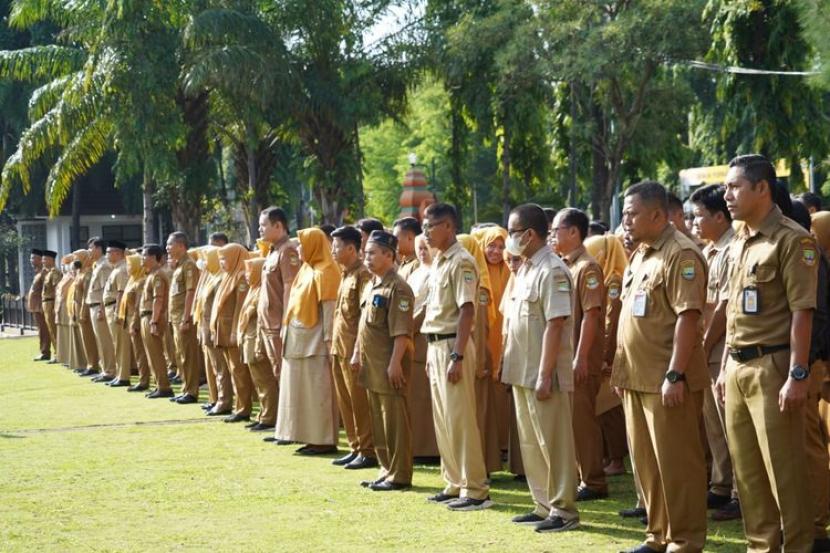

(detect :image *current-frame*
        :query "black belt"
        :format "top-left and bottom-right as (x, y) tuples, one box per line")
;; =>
(42, 298), (54, 302)
(140, 311), (152, 318)
(88, 302), (101, 307)
(104, 301), (116, 307)
(728, 344), (789, 363)
(425, 333), (456, 343)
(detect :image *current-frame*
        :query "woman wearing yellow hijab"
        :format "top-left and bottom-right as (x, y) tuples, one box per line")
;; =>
(194, 247), (233, 415)
(54, 255), (74, 366)
(211, 243), (254, 423)
(238, 256), (277, 430)
(458, 234), (502, 474)
(276, 227), (341, 454)
(118, 254), (151, 391)
(585, 233), (629, 477)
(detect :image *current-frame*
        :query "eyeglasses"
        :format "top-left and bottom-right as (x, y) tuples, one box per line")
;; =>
(422, 219), (448, 232)
(507, 227), (527, 237)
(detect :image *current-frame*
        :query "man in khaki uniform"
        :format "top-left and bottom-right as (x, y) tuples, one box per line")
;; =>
(421, 202), (491, 511)
(330, 225), (376, 469)
(551, 207), (608, 501)
(716, 155), (816, 553)
(257, 207), (301, 443)
(140, 244), (174, 398)
(160, 252), (178, 381)
(353, 230), (415, 491)
(503, 203), (580, 533)
(103, 240), (131, 387)
(41, 250), (61, 363)
(27, 249), (51, 361)
(689, 184), (740, 520)
(85, 238), (115, 382)
(613, 180), (708, 553)
(167, 232), (201, 403)
(356, 218), (384, 253)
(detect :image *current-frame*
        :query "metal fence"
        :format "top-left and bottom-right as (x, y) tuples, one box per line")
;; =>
(0, 294), (36, 334)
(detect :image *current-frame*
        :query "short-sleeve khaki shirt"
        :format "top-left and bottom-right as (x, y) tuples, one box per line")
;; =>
(169, 256), (199, 324)
(104, 260), (129, 305)
(357, 270), (415, 395)
(331, 260), (372, 358)
(421, 241), (478, 335)
(612, 225), (708, 393)
(397, 256), (420, 282)
(141, 269), (169, 326)
(563, 245), (606, 376)
(502, 246), (574, 391)
(258, 236), (301, 334)
(85, 258), (112, 305)
(42, 267), (61, 301)
(725, 205), (818, 349)
(702, 227), (734, 364)
(27, 268), (45, 313)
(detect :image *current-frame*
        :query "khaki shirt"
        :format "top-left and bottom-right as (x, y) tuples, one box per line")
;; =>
(502, 247), (574, 391)
(42, 267), (61, 302)
(397, 256), (420, 282)
(357, 270), (415, 395)
(563, 245), (606, 376)
(169, 256), (199, 324)
(725, 205), (818, 349)
(85, 258), (112, 305)
(212, 278), (248, 348)
(331, 260), (372, 358)
(702, 227), (735, 364)
(104, 259), (129, 306)
(140, 269), (169, 326)
(421, 241), (478, 335)
(123, 276), (145, 331)
(27, 268), (45, 313)
(258, 236), (301, 334)
(612, 225), (708, 393)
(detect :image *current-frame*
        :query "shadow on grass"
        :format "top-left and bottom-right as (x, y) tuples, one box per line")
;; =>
(0, 432), (25, 439)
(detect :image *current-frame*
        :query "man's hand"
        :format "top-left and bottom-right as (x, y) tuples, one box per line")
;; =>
(150, 322), (160, 337)
(447, 360), (462, 384)
(779, 377), (808, 412)
(573, 357), (589, 386)
(387, 360), (406, 390)
(614, 386), (624, 399)
(661, 379), (686, 407)
(96, 308), (104, 321)
(272, 359), (281, 379)
(535, 374), (552, 401)
(350, 352), (361, 374)
(715, 367), (727, 405)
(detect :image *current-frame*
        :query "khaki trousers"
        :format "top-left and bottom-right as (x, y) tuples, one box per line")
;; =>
(513, 385), (579, 521)
(42, 301), (57, 356)
(725, 352), (813, 553)
(427, 339), (488, 500)
(80, 317), (99, 370)
(107, 306), (131, 382)
(173, 324), (200, 398)
(408, 356), (439, 457)
(331, 354), (374, 457)
(572, 373), (607, 492)
(702, 360), (735, 498)
(806, 361), (829, 540)
(34, 311), (50, 356)
(624, 389), (707, 553)
(90, 305), (115, 377)
(69, 323), (87, 371)
(206, 344), (232, 411)
(223, 346), (252, 417)
(508, 391), (525, 476)
(203, 342), (218, 404)
(368, 390), (413, 485)
(249, 355), (278, 426)
(140, 317), (171, 392)
(130, 329), (150, 387)
(57, 323), (70, 365)
(475, 375), (503, 473)
(164, 323), (176, 374)
(599, 406), (628, 460)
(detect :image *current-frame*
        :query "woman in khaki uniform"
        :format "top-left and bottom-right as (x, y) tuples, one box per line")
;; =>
(119, 254), (150, 391)
(275, 228), (341, 454)
(458, 234), (502, 474)
(67, 260), (87, 372)
(69, 251), (93, 372)
(238, 256), (277, 430)
(211, 243), (253, 423)
(54, 256), (74, 366)
(189, 247), (216, 407)
(195, 247), (232, 416)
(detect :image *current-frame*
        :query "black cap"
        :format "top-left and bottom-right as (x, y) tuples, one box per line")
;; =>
(42, 250), (57, 259)
(367, 230), (398, 252)
(107, 240), (127, 251)
(30, 248), (43, 256)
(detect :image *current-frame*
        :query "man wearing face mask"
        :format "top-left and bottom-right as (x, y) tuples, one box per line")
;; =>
(85, 237), (116, 382)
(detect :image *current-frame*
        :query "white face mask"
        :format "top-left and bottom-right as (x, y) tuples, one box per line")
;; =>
(505, 230), (529, 257)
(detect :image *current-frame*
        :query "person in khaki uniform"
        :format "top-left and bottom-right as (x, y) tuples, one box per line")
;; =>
(85, 238), (115, 382)
(421, 202), (491, 511)
(330, 225), (376, 469)
(238, 256), (277, 431)
(167, 232), (201, 403)
(160, 253), (178, 381)
(66, 259), (87, 372)
(613, 181), (708, 553)
(716, 155), (816, 553)
(352, 230), (415, 491)
(103, 240), (131, 387)
(689, 184), (740, 521)
(256, 207), (301, 431)
(502, 203), (580, 533)
(54, 256), (74, 366)
(211, 243), (254, 423)
(75, 250), (100, 376)
(41, 250), (60, 362)
(551, 208), (608, 501)
(140, 244), (174, 398)
(27, 249), (51, 361)
(119, 254), (150, 392)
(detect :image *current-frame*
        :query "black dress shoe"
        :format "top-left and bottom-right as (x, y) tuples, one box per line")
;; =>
(109, 380), (131, 388)
(79, 368), (98, 376)
(91, 374), (111, 382)
(224, 414), (251, 423)
(34, 354), (50, 361)
(201, 403), (215, 411)
(276, 439), (293, 445)
(262, 436), (278, 443)
(619, 507), (647, 518)
(207, 408), (232, 416)
(576, 485), (608, 501)
(146, 389), (175, 399)
(711, 498), (741, 521)
(814, 537), (830, 553)
(127, 384), (148, 392)
(707, 491), (731, 510)
(170, 376), (182, 385)
(249, 423), (275, 432)
(296, 445), (338, 456)
(344, 455), (379, 470)
(619, 544), (659, 553)
(167, 370), (176, 379)
(332, 452), (358, 466)
(244, 421), (259, 428)
(370, 480), (411, 491)
(175, 394), (198, 404)
(361, 477), (386, 488)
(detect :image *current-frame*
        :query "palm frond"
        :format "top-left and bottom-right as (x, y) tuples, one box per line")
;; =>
(0, 45), (86, 83)
(28, 72), (79, 121)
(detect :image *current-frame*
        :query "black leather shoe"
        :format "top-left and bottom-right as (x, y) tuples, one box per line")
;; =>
(814, 537), (830, 553)
(79, 368), (98, 377)
(344, 455), (379, 470)
(619, 507), (647, 518)
(296, 445), (337, 456)
(34, 354), (50, 361)
(170, 376), (182, 385)
(244, 421), (258, 428)
(707, 491), (731, 510)
(711, 498), (741, 521)
(361, 477), (385, 488)
(262, 436), (278, 443)
(146, 389), (175, 399)
(249, 423), (275, 432)
(276, 439), (293, 445)
(619, 544), (659, 553)
(201, 403), (215, 411)
(576, 485), (608, 501)
(109, 380), (131, 388)
(224, 414), (251, 423)
(127, 384), (148, 392)
(332, 452), (358, 466)
(370, 480), (411, 491)
(167, 370), (176, 379)
(175, 394), (198, 404)
(91, 374), (111, 383)
(207, 408), (232, 416)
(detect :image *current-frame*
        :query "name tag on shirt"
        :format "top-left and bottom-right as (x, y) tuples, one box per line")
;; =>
(743, 287), (759, 314)
(632, 291), (647, 317)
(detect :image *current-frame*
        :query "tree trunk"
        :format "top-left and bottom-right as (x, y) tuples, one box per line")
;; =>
(568, 82), (579, 206)
(501, 123), (511, 227)
(590, 101), (611, 223)
(142, 167), (155, 244)
(70, 180), (81, 251)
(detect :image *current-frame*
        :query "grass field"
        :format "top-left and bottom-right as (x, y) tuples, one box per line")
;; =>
(0, 336), (746, 552)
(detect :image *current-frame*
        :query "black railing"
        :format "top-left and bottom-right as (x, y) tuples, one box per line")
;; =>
(0, 294), (36, 334)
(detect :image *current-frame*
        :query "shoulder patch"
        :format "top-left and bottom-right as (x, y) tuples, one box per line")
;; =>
(287, 252), (300, 266)
(398, 297), (411, 312)
(239, 282), (249, 293)
(680, 259), (696, 280)
(585, 273), (600, 290)
(463, 270), (474, 283)
(801, 237), (817, 267)
(556, 279), (571, 293)
(608, 282), (621, 300)
(478, 290), (489, 305)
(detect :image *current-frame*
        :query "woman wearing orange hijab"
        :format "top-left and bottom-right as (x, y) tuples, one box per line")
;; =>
(54, 255), (74, 366)
(119, 253), (151, 391)
(275, 228), (341, 455)
(211, 243), (254, 423)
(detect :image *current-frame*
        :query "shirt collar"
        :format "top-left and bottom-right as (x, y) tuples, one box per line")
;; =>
(437, 240), (463, 262)
(562, 245), (586, 267)
(647, 224), (675, 252)
(525, 245), (550, 268)
(271, 235), (289, 252)
(713, 226), (735, 251)
(343, 259), (363, 276)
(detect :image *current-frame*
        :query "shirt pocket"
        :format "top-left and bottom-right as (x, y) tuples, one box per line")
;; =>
(519, 286), (539, 319)
(367, 293), (389, 326)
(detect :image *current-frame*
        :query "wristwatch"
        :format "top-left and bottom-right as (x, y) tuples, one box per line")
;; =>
(449, 352), (464, 362)
(665, 370), (686, 384)
(790, 364), (810, 381)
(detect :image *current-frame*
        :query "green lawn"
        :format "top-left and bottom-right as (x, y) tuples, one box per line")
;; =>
(0, 337), (745, 552)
